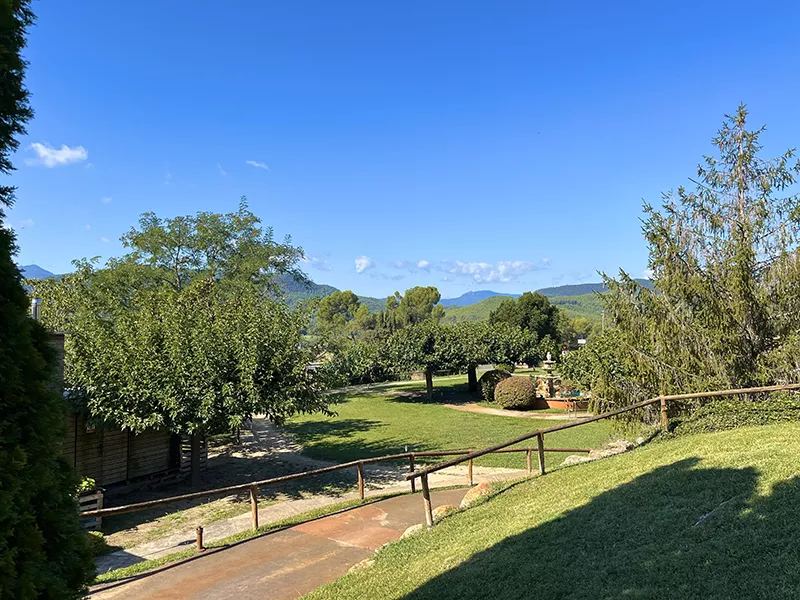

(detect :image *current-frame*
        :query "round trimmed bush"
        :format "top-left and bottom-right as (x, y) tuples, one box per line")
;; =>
(494, 376), (537, 409)
(479, 369), (511, 402)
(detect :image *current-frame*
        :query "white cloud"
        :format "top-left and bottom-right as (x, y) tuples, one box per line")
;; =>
(84, 224), (91, 231)
(25, 142), (88, 168)
(302, 254), (332, 271)
(217, 163), (227, 176)
(101, 196), (112, 204)
(245, 160), (269, 170)
(417, 259), (431, 270)
(440, 259), (547, 283)
(643, 268), (654, 279)
(164, 165), (172, 185)
(355, 255), (375, 274)
(391, 259), (432, 273)
(18, 218), (34, 229)
(100, 237), (110, 243)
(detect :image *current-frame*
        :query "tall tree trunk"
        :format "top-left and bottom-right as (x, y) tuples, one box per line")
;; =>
(425, 368), (433, 401)
(190, 433), (202, 488)
(467, 364), (478, 393)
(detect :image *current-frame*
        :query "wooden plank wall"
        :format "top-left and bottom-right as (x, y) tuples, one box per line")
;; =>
(63, 413), (173, 487)
(127, 429), (172, 480)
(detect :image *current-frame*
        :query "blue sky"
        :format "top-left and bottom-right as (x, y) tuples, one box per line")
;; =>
(8, 1), (800, 298)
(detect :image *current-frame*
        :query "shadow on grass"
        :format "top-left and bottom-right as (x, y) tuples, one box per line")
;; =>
(102, 418), (430, 537)
(405, 458), (800, 599)
(383, 382), (477, 406)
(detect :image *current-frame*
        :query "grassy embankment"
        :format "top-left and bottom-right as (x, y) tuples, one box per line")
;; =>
(306, 422), (800, 599)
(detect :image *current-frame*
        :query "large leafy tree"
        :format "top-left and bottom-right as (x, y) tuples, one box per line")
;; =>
(489, 291), (562, 364)
(455, 321), (525, 392)
(118, 199), (305, 292)
(30, 207), (327, 486)
(589, 106), (800, 417)
(0, 1), (94, 596)
(383, 321), (462, 400)
(382, 286), (445, 332)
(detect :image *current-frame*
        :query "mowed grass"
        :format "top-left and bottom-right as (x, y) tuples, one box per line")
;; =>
(284, 375), (614, 471)
(306, 422), (800, 600)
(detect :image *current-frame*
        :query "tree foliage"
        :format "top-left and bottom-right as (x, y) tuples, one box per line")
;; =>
(29, 207), (329, 440)
(66, 279), (328, 434)
(118, 199), (306, 292)
(0, 1), (94, 596)
(581, 106), (800, 421)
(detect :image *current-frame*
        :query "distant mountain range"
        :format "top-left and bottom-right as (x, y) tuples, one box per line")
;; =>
(19, 263), (651, 321)
(21, 264), (57, 279)
(440, 290), (517, 307)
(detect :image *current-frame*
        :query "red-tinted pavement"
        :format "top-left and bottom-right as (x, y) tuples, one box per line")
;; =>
(89, 487), (468, 600)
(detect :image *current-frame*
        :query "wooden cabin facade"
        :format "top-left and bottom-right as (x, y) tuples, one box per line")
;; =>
(50, 333), (206, 489)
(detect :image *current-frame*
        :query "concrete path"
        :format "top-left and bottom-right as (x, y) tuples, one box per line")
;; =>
(89, 487), (474, 600)
(444, 402), (592, 420)
(95, 464), (526, 574)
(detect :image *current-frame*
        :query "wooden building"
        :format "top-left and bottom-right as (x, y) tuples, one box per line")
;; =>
(49, 332), (206, 489)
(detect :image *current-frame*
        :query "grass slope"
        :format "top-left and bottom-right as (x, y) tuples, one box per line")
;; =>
(284, 376), (613, 471)
(306, 422), (800, 599)
(441, 296), (509, 323)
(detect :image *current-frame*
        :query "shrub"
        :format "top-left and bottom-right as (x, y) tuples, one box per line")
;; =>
(495, 376), (536, 409)
(494, 363), (515, 373)
(479, 369), (511, 402)
(674, 393), (800, 435)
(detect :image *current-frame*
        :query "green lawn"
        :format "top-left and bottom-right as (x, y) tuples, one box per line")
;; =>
(305, 422), (800, 599)
(284, 375), (614, 471)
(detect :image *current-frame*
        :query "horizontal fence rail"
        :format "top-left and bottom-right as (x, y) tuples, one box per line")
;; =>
(81, 382), (800, 540)
(79, 446), (588, 521)
(406, 382), (800, 526)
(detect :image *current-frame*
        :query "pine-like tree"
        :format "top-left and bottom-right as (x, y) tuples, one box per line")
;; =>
(0, 2), (94, 597)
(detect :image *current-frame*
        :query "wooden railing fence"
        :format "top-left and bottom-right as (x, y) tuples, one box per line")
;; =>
(406, 382), (800, 526)
(81, 382), (800, 546)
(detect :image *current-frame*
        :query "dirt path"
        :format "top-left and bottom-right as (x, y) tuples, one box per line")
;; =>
(96, 417), (526, 575)
(443, 402), (593, 420)
(89, 487), (476, 600)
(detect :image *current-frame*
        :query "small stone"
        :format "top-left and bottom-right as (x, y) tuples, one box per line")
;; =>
(432, 504), (457, 521)
(459, 482), (491, 509)
(400, 523), (425, 539)
(348, 558), (374, 573)
(562, 454), (592, 466)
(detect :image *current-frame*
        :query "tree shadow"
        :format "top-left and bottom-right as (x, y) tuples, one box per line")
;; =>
(101, 418), (401, 537)
(405, 458), (800, 599)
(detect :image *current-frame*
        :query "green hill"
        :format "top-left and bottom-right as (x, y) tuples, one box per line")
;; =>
(442, 292), (604, 324)
(308, 422), (800, 599)
(550, 292), (604, 322)
(275, 274), (384, 312)
(441, 296), (509, 323)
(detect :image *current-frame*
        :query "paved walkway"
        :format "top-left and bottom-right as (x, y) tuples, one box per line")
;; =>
(95, 464), (526, 574)
(89, 487), (477, 600)
(444, 402), (593, 420)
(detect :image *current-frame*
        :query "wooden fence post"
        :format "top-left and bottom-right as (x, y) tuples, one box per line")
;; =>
(526, 449), (532, 474)
(249, 485), (259, 531)
(467, 458), (473, 486)
(537, 431), (546, 476)
(421, 473), (433, 528)
(409, 454), (416, 493)
(660, 396), (668, 432)
(196, 526), (205, 551)
(357, 462), (365, 500)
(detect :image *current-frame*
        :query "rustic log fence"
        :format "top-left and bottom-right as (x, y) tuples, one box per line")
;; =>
(406, 382), (800, 526)
(81, 382), (800, 547)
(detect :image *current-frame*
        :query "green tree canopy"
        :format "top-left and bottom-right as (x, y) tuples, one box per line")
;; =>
(117, 199), (306, 292)
(67, 279), (328, 435)
(0, 1), (94, 596)
(383, 320), (462, 399)
(383, 286), (445, 332)
(489, 292), (561, 342)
